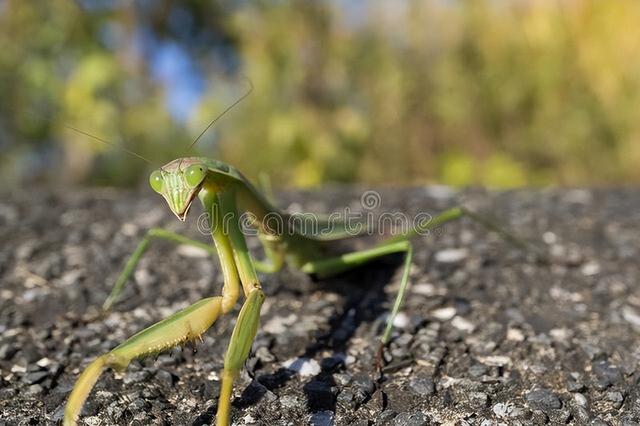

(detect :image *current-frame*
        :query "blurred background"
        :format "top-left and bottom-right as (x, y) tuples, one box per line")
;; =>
(1, 0), (639, 189)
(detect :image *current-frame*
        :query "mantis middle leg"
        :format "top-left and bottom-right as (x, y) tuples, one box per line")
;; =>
(104, 226), (278, 311)
(103, 228), (217, 310)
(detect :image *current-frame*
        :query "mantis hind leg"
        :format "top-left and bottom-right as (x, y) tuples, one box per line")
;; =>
(64, 296), (224, 425)
(300, 240), (413, 372)
(300, 206), (537, 372)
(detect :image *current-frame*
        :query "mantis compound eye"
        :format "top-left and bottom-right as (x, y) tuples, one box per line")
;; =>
(149, 170), (164, 193)
(185, 164), (206, 188)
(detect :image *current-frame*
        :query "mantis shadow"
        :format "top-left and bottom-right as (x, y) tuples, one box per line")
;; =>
(192, 253), (405, 424)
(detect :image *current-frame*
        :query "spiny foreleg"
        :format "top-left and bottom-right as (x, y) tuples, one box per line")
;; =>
(64, 296), (223, 425)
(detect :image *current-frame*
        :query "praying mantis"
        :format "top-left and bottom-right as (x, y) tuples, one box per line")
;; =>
(62, 90), (535, 426)
(62, 155), (532, 425)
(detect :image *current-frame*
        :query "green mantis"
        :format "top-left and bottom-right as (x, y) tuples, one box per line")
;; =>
(63, 154), (530, 425)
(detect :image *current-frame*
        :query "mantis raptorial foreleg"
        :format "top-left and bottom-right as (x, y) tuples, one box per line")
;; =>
(66, 186), (264, 425)
(64, 296), (224, 425)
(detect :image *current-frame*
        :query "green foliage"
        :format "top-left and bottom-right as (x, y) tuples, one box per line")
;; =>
(2, 1), (640, 188)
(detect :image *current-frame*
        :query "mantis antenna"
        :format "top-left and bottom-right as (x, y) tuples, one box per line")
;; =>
(65, 125), (153, 165)
(65, 75), (253, 164)
(186, 76), (254, 151)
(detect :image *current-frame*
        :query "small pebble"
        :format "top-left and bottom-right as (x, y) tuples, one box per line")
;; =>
(263, 314), (298, 334)
(255, 346), (276, 364)
(434, 248), (468, 263)
(0, 344), (18, 361)
(431, 306), (456, 321)
(566, 372), (586, 392)
(321, 354), (346, 371)
(83, 417), (102, 426)
(492, 402), (515, 418)
(393, 411), (429, 426)
(333, 373), (352, 386)
(506, 327), (525, 342)
(0, 388), (18, 399)
(282, 357), (321, 377)
(11, 364), (27, 374)
(580, 261), (600, 276)
(525, 387), (562, 411)
(606, 391), (624, 409)
(176, 244), (209, 258)
(573, 393), (587, 407)
(337, 389), (355, 407)
(128, 398), (149, 411)
(241, 414), (257, 424)
(133, 268), (155, 287)
(393, 312), (410, 328)
(23, 370), (48, 385)
(377, 410), (398, 424)
(468, 364), (488, 378)
(51, 403), (66, 423)
(469, 392), (488, 407)
(394, 333), (413, 349)
(477, 355), (510, 367)
(304, 379), (334, 406)
(131, 412), (150, 423)
(106, 402), (125, 421)
(451, 316), (474, 332)
(141, 387), (161, 399)
(197, 379), (220, 400)
(352, 374), (375, 399)
(622, 306), (640, 328)
(408, 376), (435, 396)
(280, 395), (300, 409)
(592, 360), (622, 390)
(36, 357), (53, 368)
(412, 283), (436, 296)
(581, 343), (604, 360)
(242, 381), (277, 404)
(573, 406), (590, 423)
(548, 409), (571, 424)
(542, 231), (558, 244)
(309, 410), (334, 426)
(155, 369), (174, 387)
(25, 384), (43, 396)
(123, 370), (151, 385)
(549, 328), (571, 341)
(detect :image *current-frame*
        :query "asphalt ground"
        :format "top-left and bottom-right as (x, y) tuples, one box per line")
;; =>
(1, 187), (639, 425)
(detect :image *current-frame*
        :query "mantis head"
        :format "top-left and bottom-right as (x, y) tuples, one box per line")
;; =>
(149, 158), (208, 221)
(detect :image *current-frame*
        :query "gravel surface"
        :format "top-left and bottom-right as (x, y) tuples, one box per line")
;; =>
(1, 187), (640, 425)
